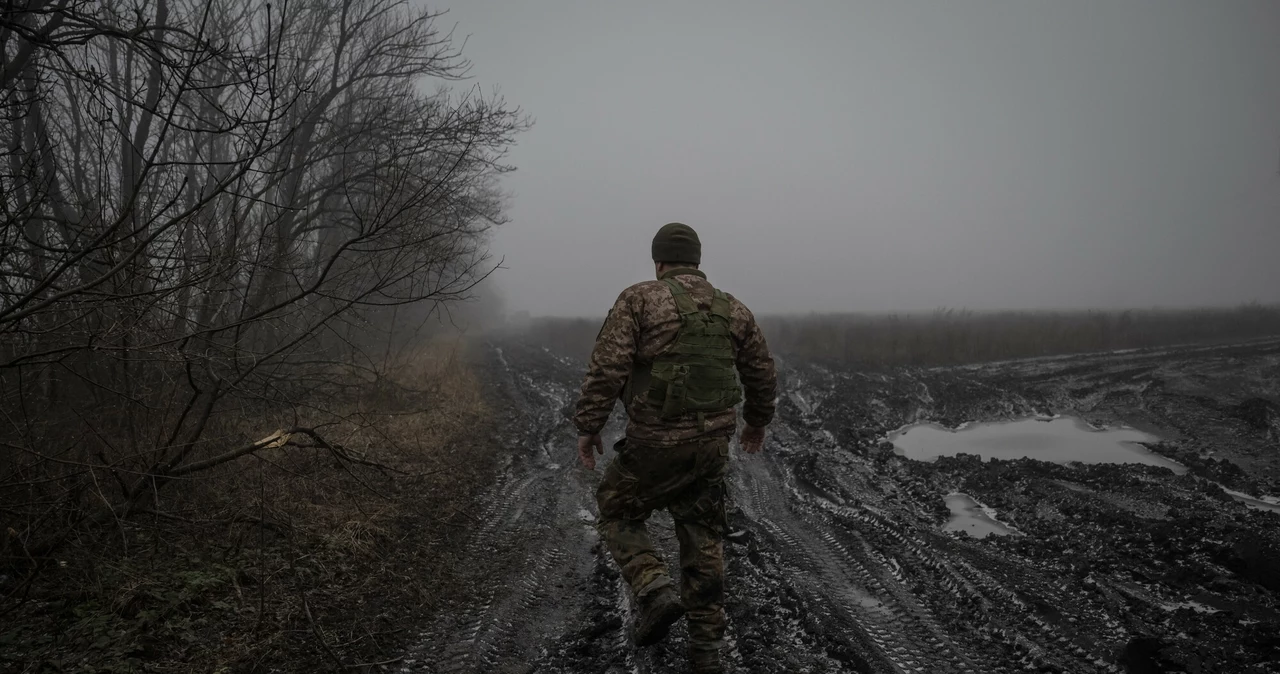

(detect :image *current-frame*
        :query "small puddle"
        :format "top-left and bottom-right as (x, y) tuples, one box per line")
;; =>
(889, 416), (1180, 472)
(1223, 489), (1280, 514)
(944, 493), (1014, 538)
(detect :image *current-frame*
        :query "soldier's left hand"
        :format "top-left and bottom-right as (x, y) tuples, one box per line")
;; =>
(740, 424), (766, 454)
(578, 433), (604, 470)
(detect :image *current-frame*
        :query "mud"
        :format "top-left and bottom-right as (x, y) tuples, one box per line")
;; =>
(400, 338), (1280, 673)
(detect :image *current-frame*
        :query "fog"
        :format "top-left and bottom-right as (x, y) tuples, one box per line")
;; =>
(444, 0), (1280, 317)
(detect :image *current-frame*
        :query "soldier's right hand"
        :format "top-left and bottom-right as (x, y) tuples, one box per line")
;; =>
(578, 433), (604, 470)
(739, 425), (765, 454)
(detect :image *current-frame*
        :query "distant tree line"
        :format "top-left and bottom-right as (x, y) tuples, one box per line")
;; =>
(521, 304), (1280, 369)
(761, 305), (1280, 368)
(1, 0), (524, 561)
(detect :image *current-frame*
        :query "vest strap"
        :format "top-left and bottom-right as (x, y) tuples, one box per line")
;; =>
(661, 278), (700, 315)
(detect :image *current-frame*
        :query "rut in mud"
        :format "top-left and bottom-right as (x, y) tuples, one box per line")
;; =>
(398, 339), (1280, 674)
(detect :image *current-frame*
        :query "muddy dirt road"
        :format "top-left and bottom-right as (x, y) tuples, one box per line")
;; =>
(398, 338), (1280, 673)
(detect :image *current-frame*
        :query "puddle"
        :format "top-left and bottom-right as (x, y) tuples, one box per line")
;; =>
(1222, 488), (1280, 514)
(891, 416), (1280, 514)
(944, 493), (1015, 538)
(889, 416), (1181, 473)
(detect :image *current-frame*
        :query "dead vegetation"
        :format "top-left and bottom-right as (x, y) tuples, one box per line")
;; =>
(1, 338), (499, 673)
(521, 304), (1280, 368)
(1, 0), (522, 669)
(1, 0), (523, 551)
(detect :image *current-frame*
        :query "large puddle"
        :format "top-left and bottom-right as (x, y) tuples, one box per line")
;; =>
(890, 416), (1280, 528)
(889, 416), (1181, 472)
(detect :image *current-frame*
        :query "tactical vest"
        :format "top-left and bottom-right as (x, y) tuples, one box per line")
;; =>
(625, 277), (743, 424)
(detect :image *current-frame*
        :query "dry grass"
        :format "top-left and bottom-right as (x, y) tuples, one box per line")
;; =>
(163, 337), (488, 528)
(0, 337), (501, 673)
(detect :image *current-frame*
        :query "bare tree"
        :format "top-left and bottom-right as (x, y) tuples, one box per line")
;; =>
(0, 0), (524, 563)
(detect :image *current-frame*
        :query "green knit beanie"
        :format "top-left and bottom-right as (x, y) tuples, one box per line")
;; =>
(651, 222), (701, 265)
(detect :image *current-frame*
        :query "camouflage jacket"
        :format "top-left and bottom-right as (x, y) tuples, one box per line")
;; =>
(574, 269), (777, 447)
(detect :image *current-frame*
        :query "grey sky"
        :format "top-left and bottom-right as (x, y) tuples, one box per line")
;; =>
(442, 0), (1280, 316)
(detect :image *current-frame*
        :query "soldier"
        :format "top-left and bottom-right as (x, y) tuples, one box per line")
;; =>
(575, 222), (777, 674)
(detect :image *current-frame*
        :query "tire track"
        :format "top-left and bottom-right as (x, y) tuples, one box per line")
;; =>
(736, 452), (966, 674)
(400, 345), (600, 673)
(401, 342), (1190, 672)
(728, 368), (1125, 674)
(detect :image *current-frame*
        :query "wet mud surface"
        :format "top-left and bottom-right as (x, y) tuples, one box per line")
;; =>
(400, 338), (1280, 673)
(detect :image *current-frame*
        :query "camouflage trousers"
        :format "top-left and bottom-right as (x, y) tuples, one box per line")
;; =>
(596, 436), (730, 656)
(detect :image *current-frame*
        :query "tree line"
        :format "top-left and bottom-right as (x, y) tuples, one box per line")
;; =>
(1, 0), (525, 565)
(521, 304), (1280, 369)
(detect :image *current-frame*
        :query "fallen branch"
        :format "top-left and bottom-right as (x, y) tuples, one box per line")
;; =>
(24, 427), (396, 558)
(284, 428), (410, 476)
(167, 430), (294, 478)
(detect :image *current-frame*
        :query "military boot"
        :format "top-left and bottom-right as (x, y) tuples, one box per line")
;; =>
(689, 647), (725, 674)
(634, 586), (684, 647)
